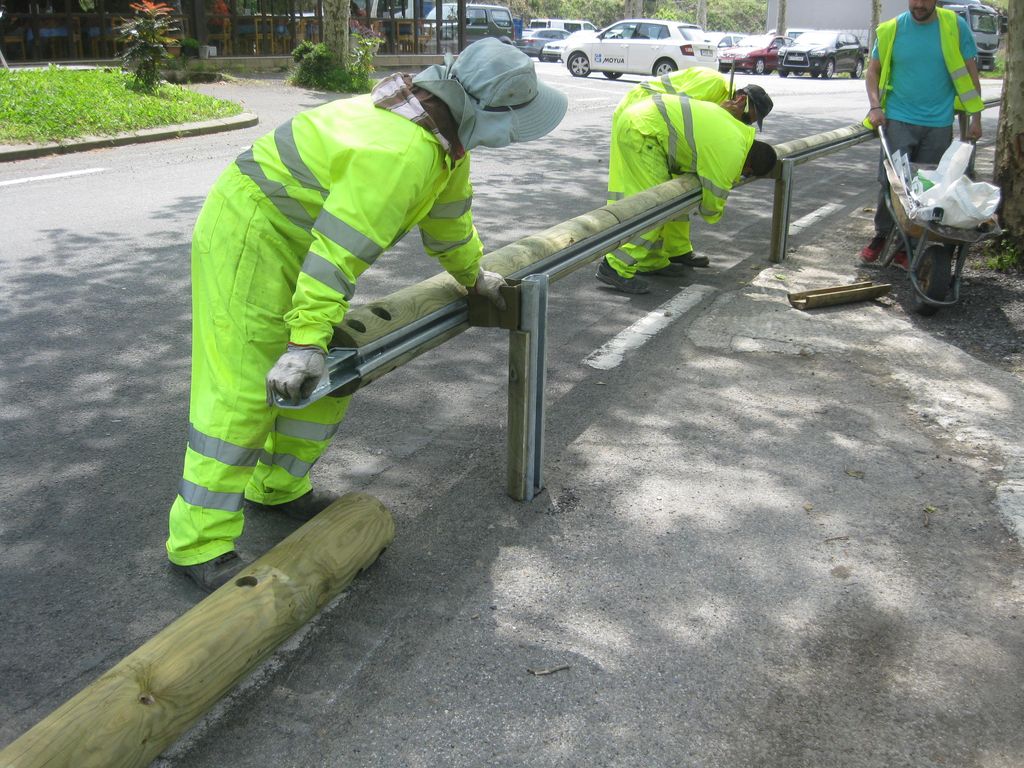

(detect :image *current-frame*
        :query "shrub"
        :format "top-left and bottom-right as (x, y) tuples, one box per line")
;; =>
(118, 0), (179, 92)
(289, 29), (381, 93)
(181, 37), (200, 58)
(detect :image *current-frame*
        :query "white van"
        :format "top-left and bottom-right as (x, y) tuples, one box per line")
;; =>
(528, 18), (598, 34)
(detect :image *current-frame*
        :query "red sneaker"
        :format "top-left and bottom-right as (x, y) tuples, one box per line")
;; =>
(859, 234), (887, 263)
(891, 250), (909, 272)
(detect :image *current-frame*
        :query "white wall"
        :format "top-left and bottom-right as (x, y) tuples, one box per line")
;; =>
(765, 0), (910, 44)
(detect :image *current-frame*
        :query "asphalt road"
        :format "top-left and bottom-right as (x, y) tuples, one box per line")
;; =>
(0, 66), (1018, 766)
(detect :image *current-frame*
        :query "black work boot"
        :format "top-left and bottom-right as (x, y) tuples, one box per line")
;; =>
(245, 489), (340, 522)
(595, 258), (649, 294)
(669, 251), (710, 268)
(170, 551), (247, 594)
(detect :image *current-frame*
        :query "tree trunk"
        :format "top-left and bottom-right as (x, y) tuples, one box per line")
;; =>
(870, 0), (881, 50)
(994, 0), (1023, 253)
(697, 0), (707, 30)
(775, 0), (786, 36)
(624, 0), (643, 22)
(323, 0), (350, 67)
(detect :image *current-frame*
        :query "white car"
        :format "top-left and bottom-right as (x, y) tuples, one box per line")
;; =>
(563, 19), (717, 79)
(539, 29), (596, 62)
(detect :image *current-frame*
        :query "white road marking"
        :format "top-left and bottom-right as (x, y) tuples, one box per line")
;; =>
(584, 285), (716, 370)
(0, 168), (107, 187)
(789, 202), (844, 234)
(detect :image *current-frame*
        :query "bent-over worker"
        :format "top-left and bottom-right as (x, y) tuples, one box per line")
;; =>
(167, 38), (568, 592)
(596, 86), (777, 294)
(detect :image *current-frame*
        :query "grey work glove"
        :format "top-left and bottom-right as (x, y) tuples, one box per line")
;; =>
(471, 269), (507, 310)
(266, 343), (326, 405)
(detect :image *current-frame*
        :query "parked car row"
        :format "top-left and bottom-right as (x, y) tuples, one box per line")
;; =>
(521, 18), (868, 83)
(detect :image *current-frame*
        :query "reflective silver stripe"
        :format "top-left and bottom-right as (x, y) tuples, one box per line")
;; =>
(699, 176), (730, 201)
(959, 87), (980, 104)
(188, 423), (261, 467)
(659, 73), (676, 93)
(259, 450), (314, 478)
(699, 204), (719, 217)
(274, 123), (328, 197)
(275, 416), (341, 442)
(950, 66), (968, 80)
(235, 149), (315, 230)
(428, 197), (472, 219)
(314, 210), (383, 265)
(301, 252), (356, 299)
(678, 95), (698, 171)
(612, 247), (636, 265)
(420, 230), (474, 253)
(178, 478), (244, 512)
(651, 94), (678, 168)
(632, 234), (663, 251)
(607, 191), (625, 201)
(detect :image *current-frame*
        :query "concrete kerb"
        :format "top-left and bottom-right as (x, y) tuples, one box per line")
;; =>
(0, 111), (259, 162)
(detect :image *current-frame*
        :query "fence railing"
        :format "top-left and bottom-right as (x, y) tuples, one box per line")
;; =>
(284, 101), (1000, 500)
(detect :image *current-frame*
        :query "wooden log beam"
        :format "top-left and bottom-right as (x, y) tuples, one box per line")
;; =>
(330, 176), (701, 348)
(0, 492), (395, 768)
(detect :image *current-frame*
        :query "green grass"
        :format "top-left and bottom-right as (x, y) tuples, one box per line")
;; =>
(0, 66), (243, 144)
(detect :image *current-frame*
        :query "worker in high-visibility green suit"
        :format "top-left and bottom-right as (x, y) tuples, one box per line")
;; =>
(167, 38), (567, 592)
(597, 69), (776, 294)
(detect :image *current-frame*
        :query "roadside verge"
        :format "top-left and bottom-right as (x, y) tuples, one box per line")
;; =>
(0, 111), (259, 162)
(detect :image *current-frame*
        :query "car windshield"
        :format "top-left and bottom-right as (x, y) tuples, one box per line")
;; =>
(736, 34), (772, 47)
(677, 27), (703, 41)
(797, 31), (838, 46)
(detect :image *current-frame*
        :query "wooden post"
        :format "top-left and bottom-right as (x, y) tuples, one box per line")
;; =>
(0, 492), (395, 768)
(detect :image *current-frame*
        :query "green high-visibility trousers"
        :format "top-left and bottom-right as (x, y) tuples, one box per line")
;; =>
(166, 169), (350, 566)
(604, 121), (693, 279)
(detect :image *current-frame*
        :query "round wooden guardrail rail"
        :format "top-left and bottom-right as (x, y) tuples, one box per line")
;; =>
(0, 492), (394, 768)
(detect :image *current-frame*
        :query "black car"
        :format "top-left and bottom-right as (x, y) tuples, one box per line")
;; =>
(514, 27), (570, 58)
(778, 30), (867, 79)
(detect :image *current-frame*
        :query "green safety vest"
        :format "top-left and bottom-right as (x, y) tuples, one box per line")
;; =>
(232, 95), (482, 349)
(620, 93), (754, 223)
(865, 6), (984, 128)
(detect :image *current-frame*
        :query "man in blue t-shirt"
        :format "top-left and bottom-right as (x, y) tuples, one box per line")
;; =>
(859, 0), (982, 269)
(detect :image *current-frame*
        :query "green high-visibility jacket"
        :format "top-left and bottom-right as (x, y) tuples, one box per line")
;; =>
(234, 94), (483, 350)
(865, 6), (984, 129)
(614, 66), (732, 118)
(616, 92), (754, 223)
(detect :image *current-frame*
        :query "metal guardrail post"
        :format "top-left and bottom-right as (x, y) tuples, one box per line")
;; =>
(769, 158), (795, 264)
(506, 274), (549, 502)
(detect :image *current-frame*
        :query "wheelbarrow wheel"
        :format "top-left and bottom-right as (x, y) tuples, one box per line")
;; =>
(910, 244), (952, 317)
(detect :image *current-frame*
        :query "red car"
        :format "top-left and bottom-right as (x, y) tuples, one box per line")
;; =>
(717, 33), (794, 75)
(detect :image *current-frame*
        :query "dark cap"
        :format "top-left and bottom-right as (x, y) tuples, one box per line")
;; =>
(745, 139), (778, 177)
(740, 84), (773, 131)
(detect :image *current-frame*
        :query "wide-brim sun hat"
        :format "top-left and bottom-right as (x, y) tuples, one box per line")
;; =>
(413, 37), (568, 149)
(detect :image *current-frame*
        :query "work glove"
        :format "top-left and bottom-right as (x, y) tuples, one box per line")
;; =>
(471, 269), (507, 310)
(266, 343), (326, 405)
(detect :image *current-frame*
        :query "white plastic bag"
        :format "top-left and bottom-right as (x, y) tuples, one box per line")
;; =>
(907, 140), (1000, 229)
(938, 176), (1001, 228)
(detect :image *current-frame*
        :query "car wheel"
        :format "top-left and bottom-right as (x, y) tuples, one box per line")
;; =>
(851, 58), (864, 79)
(778, 69), (788, 77)
(604, 71), (622, 80)
(823, 58), (835, 79)
(567, 52), (590, 78)
(652, 58), (677, 77)
(754, 58), (765, 75)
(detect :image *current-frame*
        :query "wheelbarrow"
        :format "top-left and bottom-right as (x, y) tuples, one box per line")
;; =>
(877, 125), (1002, 316)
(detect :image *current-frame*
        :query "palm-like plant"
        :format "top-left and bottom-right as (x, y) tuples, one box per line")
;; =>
(118, 0), (179, 91)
